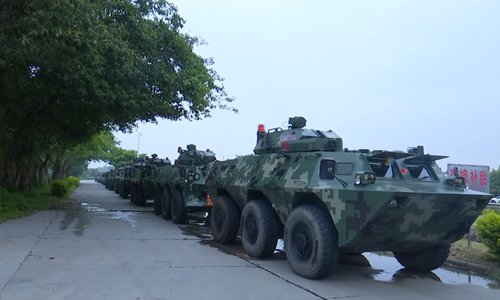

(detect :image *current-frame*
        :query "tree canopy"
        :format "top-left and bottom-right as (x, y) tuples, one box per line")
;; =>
(0, 0), (234, 189)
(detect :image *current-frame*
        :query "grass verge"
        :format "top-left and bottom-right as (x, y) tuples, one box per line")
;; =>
(450, 238), (500, 280)
(0, 184), (78, 223)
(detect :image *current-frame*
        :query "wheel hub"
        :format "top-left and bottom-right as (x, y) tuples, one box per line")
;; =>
(245, 215), (258, 244)
(292, 223), (313, 260)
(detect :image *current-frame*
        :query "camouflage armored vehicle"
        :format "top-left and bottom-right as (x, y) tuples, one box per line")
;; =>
(205, 116), (492, 279)
(153, 144), (216, 224)
(130, 155), (169, 206)
(113, 167), (124, 194)
(104, 169), (116, 191)
(116, 165), (133, 199)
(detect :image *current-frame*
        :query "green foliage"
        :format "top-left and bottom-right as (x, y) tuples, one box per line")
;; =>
(0, 0), (235, 190)
(475, 210), (500, 261)
(0, 186), (67, 223)
(490, 168), (500, 195)
(50, 180), (69, 198)
(66, 176), (80, 188)
(107, 148), (140, 167)
(50, 177), (80, 198)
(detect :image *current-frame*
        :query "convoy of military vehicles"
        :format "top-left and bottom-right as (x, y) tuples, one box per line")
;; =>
(96, 117), (492, 279)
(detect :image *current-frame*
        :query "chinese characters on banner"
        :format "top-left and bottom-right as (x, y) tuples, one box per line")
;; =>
(447, 164), (490, 193)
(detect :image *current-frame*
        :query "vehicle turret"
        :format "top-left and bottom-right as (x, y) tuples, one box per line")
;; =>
(175, 144), (216, 166)
(254, 116), (343, 154)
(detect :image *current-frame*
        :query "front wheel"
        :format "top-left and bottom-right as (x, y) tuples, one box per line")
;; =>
(161, 189), (172, 220)
(210, 196), (239, 244)
(393, 244), (451, 272)
(241, 200), (278, 258)
(285, 205), (338, 279)
(135, 184), (146, 206)
(171, 190), (187, 224)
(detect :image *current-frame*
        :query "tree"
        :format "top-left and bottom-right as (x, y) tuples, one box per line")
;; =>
(491, 168), (500, 195)
(0, 0), (234, 189)
(50, 131), (118, 180)
(106, 148), (141, 168)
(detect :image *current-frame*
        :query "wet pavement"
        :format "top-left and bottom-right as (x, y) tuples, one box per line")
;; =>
(0, 180), (499, 299)
(179, 218), (500, 290)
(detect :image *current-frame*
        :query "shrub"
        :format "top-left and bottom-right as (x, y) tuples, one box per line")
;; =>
(66, 176), (80, 188)
(475, 210), (500, 261)
(50, 180), (70, 198)
(49, 177), (80, 198)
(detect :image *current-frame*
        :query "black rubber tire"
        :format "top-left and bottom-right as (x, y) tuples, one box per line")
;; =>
(210, 196), (240, 244)
(124, 182), (130, 199)
(285, 205), (338, 279)
(161, 189), (172, 220)
(393, 244), (451, 272)
(135, 184), (146, 206)
(119, 182), (126, 198)
(241, 200), (278, 258)
(153, 188), (162, 215)
(130, 183), (136, 204)
(171, 190), (187, 224)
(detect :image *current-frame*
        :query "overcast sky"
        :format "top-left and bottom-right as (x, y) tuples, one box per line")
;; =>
(104, 0), (499, 171)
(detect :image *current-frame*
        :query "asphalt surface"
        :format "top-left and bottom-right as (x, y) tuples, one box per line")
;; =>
(0, 180), (498, 300)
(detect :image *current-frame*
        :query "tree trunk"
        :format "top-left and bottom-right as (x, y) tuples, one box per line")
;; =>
(1, 141), (41, 190)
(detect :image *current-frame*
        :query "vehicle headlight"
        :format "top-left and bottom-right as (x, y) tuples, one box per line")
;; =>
(354, 171), (376, 185)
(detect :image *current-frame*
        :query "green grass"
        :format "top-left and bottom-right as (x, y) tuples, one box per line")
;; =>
(0, 184), (78, 223)
(451, 238), (500, 266)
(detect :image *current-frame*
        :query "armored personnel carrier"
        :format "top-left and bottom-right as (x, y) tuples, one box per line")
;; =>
(153, 144), (216, 224)
(205, 117), (492, 279)
(116, 165), (133, 199)
(130, 155), (170, 206)
(104, 169), (116, 191)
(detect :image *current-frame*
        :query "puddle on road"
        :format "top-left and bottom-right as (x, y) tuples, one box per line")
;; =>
(179, 222), (500, 290)
(59, 206), (89, 236)
(80, 202), (106, 212)
(59, 203), (141, 235)
(81, 202), (139, 229)
(363, 252), (499, 289)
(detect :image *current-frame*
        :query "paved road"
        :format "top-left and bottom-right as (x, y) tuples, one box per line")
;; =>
(0, 181), (498, 300)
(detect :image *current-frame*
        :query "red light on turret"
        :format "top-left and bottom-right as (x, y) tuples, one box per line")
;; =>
(258, 124), (265, 133)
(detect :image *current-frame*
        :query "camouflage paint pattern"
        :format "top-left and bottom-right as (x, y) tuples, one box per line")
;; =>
(130, 157), (169, 199)
(153, 145), (216, 210)
(205, 118), (491, 253)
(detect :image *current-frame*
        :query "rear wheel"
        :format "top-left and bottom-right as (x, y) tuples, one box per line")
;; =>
(161, 189), (172, 220)
(210, 196), (239, 244)
(153, 188), (162, 215)
(393, 244), (451, 272)
(171, 190), (187, 224)
(241, 200), (278, 258)
(130, 183), (136, 204)
(124, 182), (130, 199)
(135, 184), (146, 206)
(285, 205), (338, 279)
(119, 182), (127, 198)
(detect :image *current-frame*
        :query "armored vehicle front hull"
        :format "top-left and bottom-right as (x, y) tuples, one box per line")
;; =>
(153, 145), (216, 224)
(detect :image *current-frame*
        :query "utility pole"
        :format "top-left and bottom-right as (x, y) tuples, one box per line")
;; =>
(137, 131), (142, 157)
